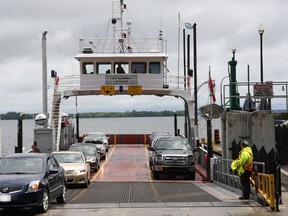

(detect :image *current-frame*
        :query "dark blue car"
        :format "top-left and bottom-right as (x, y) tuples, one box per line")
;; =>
(0, 153), (67, 213)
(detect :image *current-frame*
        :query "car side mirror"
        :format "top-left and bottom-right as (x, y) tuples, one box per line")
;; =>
(147, 146), (155, 151)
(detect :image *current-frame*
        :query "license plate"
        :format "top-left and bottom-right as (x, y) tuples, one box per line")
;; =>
(0, 194), (11, 202)
(155, 166), (163, 171)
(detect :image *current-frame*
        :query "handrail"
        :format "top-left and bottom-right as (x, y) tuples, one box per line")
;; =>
(212, 157), (277, 210)
(251, 172), (275, 210)
(55, 74), (194, 92)
(56, 91), (64, 151)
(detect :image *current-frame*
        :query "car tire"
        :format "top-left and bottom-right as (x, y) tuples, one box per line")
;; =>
(187, 171), (196, 180)
(95, 163), (100, 172)
(38, 189), (50, 213)
(152, 170), (160, 180)
(56, 183), (67, 204)
(92, 165), (97, 172)
(83, 180), (89, 188)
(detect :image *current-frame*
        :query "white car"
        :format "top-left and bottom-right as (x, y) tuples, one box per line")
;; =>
(82, 137), (107, 160)
(84, 132), (109, 152)
(52, 151), (91, 188)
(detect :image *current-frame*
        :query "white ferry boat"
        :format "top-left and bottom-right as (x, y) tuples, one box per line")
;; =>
(34, 0), (195, 153)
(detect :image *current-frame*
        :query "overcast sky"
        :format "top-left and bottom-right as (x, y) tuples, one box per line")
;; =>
(1, 0), (288, 114)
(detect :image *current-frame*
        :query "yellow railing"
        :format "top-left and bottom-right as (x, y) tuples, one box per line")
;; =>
(251, 172), (275, 210)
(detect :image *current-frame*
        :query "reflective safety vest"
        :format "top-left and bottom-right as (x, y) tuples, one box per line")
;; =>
(240, 148), (253, 172)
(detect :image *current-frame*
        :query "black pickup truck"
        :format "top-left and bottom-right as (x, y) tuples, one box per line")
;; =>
(148, 136), (195, 180)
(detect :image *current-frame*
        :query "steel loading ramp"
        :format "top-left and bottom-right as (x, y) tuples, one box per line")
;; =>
(64, 145), (260, 208)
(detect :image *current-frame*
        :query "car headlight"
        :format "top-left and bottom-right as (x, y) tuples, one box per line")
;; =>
(28, 180), (40, 192)
(88, 158), (96, 163)
(76, 169), (86, 174)
(188, 155), (194, 164)
(155, 155), (163, 162)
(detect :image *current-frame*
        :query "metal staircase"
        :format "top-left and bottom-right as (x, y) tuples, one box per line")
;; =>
(48, 91), (63, 151)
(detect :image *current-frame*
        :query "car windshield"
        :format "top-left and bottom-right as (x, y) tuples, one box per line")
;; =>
(53, 154), (84, 163)
(84, 139), (103, 144)
(155, 139), (192, 151)
(86, 133), (106, 140)
(0, 157), (43, 174)
(69, 145), (95, 155)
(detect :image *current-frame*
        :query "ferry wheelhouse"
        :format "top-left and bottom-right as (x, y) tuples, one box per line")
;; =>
(75, 1), (169, 92)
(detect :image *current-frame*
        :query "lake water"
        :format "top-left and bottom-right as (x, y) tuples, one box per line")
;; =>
(0, 116), (221, 156)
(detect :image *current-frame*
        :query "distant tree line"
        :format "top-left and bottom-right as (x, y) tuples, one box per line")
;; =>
(0, 110), (185, 120)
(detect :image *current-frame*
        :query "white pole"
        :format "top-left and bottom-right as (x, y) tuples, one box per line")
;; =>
(0, 117), (2, 156)
(42, 30), (48, 115)
(177, 13), (180, 89)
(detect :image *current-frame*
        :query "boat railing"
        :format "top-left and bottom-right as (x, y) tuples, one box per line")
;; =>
(79, 38), (167, 54)
(56, 74), (192, 92)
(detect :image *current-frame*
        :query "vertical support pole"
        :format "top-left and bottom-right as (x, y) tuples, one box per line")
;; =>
(174, 113), (178, 136)
(186, 34), (191, 91)
(228, 51), (240, 110)
(206, 118), (212, 181)
(193, 23), (198, 146)
(183, 29), (186, 90)
(260, 32), (264, 83)
(76, 113), (79, 141)
(275, 142), (282, 211)
(42, 31), (48, 116)
(16, 118), (23, 153)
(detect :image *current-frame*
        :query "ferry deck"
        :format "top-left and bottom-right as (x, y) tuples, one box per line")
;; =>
(43, 144), (287, 216)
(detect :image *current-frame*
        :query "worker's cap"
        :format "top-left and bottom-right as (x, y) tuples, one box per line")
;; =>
(241, 140), (250, 147)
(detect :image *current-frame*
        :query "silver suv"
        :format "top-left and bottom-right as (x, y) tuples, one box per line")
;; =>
(148, 136), (195, 180)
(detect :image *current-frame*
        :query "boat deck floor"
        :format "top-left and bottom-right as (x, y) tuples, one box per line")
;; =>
(65, 145), (259, 206)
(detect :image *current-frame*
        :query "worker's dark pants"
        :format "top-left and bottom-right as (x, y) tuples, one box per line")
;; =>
(240, 170), (252, 198)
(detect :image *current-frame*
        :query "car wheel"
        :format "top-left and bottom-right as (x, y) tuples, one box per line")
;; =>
(38, 189), (50, 213)
(56, 183), (67, 204)
(188, 171), (196, 180)
(152, 170), (160, 180)
(92, 165), (97, 172)
(83, 180), (89, 188)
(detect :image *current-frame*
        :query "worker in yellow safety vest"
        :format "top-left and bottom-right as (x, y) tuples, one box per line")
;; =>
(231, 140), (253, 200)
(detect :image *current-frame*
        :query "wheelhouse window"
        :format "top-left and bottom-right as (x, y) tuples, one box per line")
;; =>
(82, 62), (94, 74)
(115, 62), (128, 74)
(131, 62), (146, 74)
(97, 63), (112, 74)
(149, 62), (161, 74)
